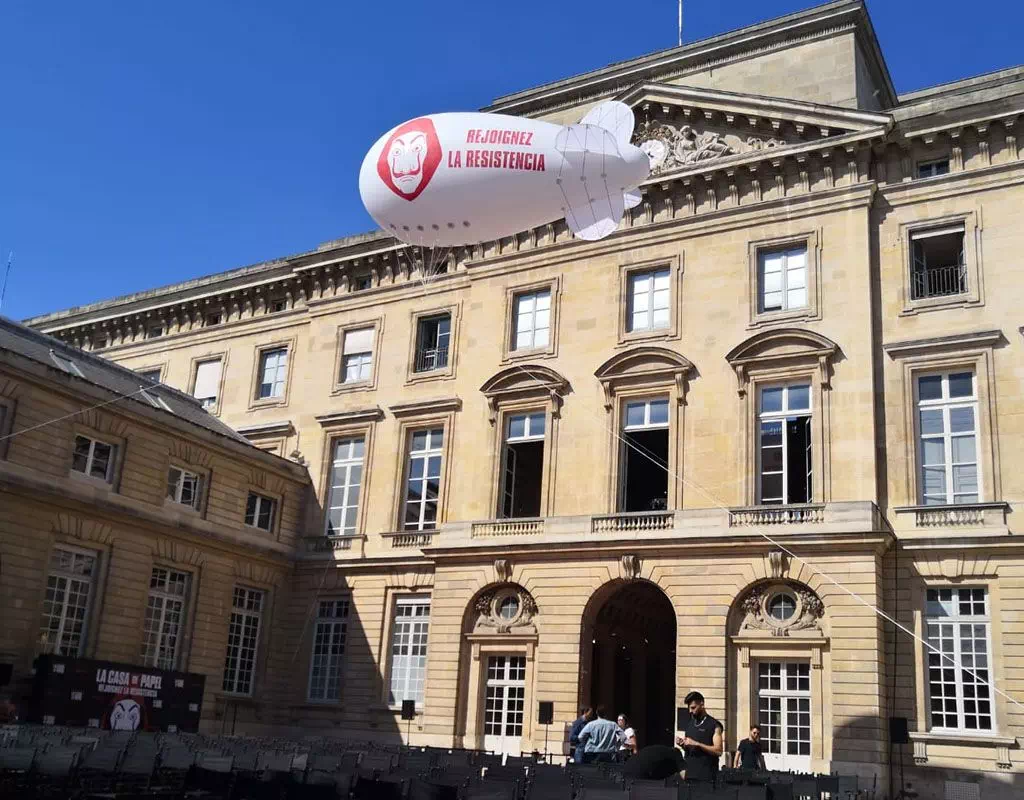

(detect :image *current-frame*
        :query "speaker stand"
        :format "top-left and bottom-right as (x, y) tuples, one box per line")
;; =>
(543, 723), (549, 763)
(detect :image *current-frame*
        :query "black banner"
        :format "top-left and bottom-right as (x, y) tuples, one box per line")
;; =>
(29, 655), (205, 732)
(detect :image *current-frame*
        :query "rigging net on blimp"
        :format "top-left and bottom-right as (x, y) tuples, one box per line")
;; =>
(358, 100), (655, 281)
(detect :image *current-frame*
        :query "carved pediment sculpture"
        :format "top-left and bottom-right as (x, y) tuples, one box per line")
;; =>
(471, 584), (539, 635)
(635, 120), (785, 174)
(737, 581), (825, 636)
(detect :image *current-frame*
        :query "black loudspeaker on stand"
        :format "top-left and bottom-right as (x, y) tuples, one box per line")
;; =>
(538, 701), (553, 761)
(402, 700), (416, 745)
(889, 716), (909, 744)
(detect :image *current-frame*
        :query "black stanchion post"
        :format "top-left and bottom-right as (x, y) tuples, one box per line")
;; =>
(402, 700), (416, 747)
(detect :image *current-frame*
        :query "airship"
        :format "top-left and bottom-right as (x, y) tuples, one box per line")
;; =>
(358, 100), (651, 246)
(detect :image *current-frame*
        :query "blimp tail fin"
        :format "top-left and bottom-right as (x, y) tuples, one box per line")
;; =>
(565, 189), (625, 242)
(578, 101), (635, 146)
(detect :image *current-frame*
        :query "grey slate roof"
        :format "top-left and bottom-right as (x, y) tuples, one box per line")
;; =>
(0, 314), (251, 445)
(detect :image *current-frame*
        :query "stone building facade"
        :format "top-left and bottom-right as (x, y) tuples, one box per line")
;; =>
(20, 1), (1024, 797)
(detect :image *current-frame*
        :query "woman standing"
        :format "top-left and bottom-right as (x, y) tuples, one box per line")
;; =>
(617, 714), (637, 758)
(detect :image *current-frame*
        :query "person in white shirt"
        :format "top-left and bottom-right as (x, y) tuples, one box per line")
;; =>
(617, 713), (637, 757)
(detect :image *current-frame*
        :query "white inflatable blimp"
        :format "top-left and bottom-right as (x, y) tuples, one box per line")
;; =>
(358, 100), (651, 245)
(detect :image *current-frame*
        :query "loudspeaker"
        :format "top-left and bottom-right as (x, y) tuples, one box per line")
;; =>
(538, 701), (553, 725)
(677, 707), (689, 730)
(401, 700), (416, 721)
(0, 664), (11, 687)
(889, 716), (909, 744)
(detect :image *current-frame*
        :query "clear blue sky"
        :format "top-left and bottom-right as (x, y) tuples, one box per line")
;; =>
(2, 1), (1021, 321)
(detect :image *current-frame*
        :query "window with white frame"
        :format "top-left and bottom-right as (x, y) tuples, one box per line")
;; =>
(141, 567), (190, 670)
(222, 587), (264, 695)
(388, 596), (431, 708)
(244, 492), (277, 532)
(256, 347), (288, 399)
(511, 289), (551, 351)
(341, 327), (374, 384)
(620, 398), (669, 512)
(758, 245), (808, 313)
(501, 412), (545, 519)
(910, 225), (967, 301)
(403, 428), (443, 531)
(167, 466), (204, 511)
(71, 435), (117, 483)
(308, 599), (349, 702)
(414, 315), (451, 373)
(192, 359), (222, 411)
(627, 268), (670, 332)
(925, 587), (993, 732)
(325, 437), (364, 536)
(917, 158), (950, 179)
(917, 371), (980, 505)
(40, 547), (97, 656)
(758, 384), (812, 505)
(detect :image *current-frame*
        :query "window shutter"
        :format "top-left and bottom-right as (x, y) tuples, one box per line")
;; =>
(343, 327), (374, 355)
(193, 360), (221, 399)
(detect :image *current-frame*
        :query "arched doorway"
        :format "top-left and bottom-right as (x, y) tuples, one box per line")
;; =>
(579, 580), (676, 748)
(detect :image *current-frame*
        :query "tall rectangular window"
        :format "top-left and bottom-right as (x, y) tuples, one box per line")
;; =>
(141, 567), (190, 670)
(341, 327), (374, 384)
(167, 466), (203, 511)
(620, 398), (669, 512)
(308, 599), (349, 702)
(388, 597), (431, 708)
(325, 437), (364, 536)
(758, 384), (812, 505)
(403, 428), (443, 531)
(244, 492), (277, 532)
(512, 290), (551, 351)
(501, 412), (545, 519)
(193, 359), (222, 411)
(917, 371), (979, 505)
(910, 225), (967, 300)
(758, 246), (807, 313)
(256, 348), (288, 399)
(223, 587), (264, 695)
(71, 435), (117, 482)
(414, 315), (451, 373)
(627, 268), (670, 332)
(925, 587), (992, 732)
(40, 547), (97, 656)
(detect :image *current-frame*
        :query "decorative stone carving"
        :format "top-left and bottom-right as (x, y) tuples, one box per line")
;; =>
(471, 584), (538, 634)
(494, 559), (513, 583)
(635, 121), (787, 175)
(621, 554), (642, 580)
(768, 550), (788, 578)
(746, 135), (786, 151)
(737, 581), (825, 636)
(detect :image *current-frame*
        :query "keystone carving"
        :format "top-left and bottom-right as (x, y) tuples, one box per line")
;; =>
(621, 554), (642, 580)
(494, 559), (513, 582)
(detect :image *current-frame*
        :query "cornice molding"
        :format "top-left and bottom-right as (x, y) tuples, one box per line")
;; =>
(389, 397), (462, 418)
(314, 407), (385, 427)
(882, 329), (1004, 359)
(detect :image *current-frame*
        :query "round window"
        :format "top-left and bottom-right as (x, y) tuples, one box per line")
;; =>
(768, 593), (797, 621)
(498, 594), (520, 621)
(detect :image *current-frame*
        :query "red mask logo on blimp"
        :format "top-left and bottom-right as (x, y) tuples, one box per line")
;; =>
(377, 118), (442, 201)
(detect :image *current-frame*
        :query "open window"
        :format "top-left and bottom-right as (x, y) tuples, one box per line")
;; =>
(619, 398), (669, 512)
(910, 225), (966, 301)
(414, 315), (450, 373)
(499, 412), (545, 518)
(758, 384), (812, 505)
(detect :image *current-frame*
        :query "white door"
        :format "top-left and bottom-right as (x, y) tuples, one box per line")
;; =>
(483, 655), (526, 757)
(757, 661), (812, 772)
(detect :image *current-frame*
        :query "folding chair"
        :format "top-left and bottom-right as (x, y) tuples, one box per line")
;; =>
(630, 782), (676, 800)
(737, 786), (767, 800)
(409, 777), (461, 800)
(792, 776), (818, 799)
(578, 789), (629, 800)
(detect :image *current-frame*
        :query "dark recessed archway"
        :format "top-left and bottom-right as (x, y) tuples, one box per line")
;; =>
(579, 580), (676, 748)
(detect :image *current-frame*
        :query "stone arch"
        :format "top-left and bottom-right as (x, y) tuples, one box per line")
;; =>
(594, 346), (694, 410)
(479, 364), (571, 425)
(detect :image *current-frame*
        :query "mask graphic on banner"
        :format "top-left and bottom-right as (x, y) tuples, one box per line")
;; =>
(109, 698), (143, 731)
(377, 118), (443, 201)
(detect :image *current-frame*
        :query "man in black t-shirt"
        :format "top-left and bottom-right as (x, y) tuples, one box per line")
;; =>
(733, 724), (766, 770)
(675, 691), (724, 784)
(622, 744), (686, 782)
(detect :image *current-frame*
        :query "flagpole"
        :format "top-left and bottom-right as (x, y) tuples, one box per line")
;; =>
(678, 0), (683, 46)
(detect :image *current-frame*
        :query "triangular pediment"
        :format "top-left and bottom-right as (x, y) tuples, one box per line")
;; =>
(618, 82), (892, 179)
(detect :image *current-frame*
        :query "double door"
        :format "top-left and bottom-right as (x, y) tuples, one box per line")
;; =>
(757, 661), (812, 772)
(483, 655), (526, 757)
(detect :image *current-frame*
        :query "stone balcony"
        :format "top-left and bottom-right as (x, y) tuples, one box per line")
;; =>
(891, 502), (1011, 537)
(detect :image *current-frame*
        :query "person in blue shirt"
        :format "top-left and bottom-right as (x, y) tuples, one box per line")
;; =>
(568, 706), (593, 763)
(578, 705), (624, 763)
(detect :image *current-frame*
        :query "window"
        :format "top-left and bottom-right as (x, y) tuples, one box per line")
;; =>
(325, 437), (364, 536)
(925, 587), (992, 732)
(50, 349), (84, 377)
(910, 225), (967, 301)
(758, 246), (808, 313)
(511, 289), (551, 351)
(388, 597), (430, 707)
(256, 347), (288, 399)
(137, 368), (162, 383)
(341, 327), (374, 384)
(40, 547), (97, 656)
(620, 398), (669, 512)
(270, 299), (287, 313)
(758, 384), (812, 505)
(414, 315), (450, 373)
(205, 312), (222, 327)
(308, 599), (349, 702)
(768, 593), (797, 621)
(403, 428), (443, 531)
(500, 412), (545, 519)
(141, 567), (190, 670)
(140, 389), (172, 411)
(917, 371), (980, 505)
(627, 268), (670, 332)
(918, 159), (950, 179)
(245, 492), (277, 532)
(147, 326), (164, 339)
(71, 435), (117, 483)
(92, 338), (107, 350)
(192, 359), (222, 411)
(354, 274), (372, 291)
(223, 587), (264, 695)
(167, 466), (204, 511)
